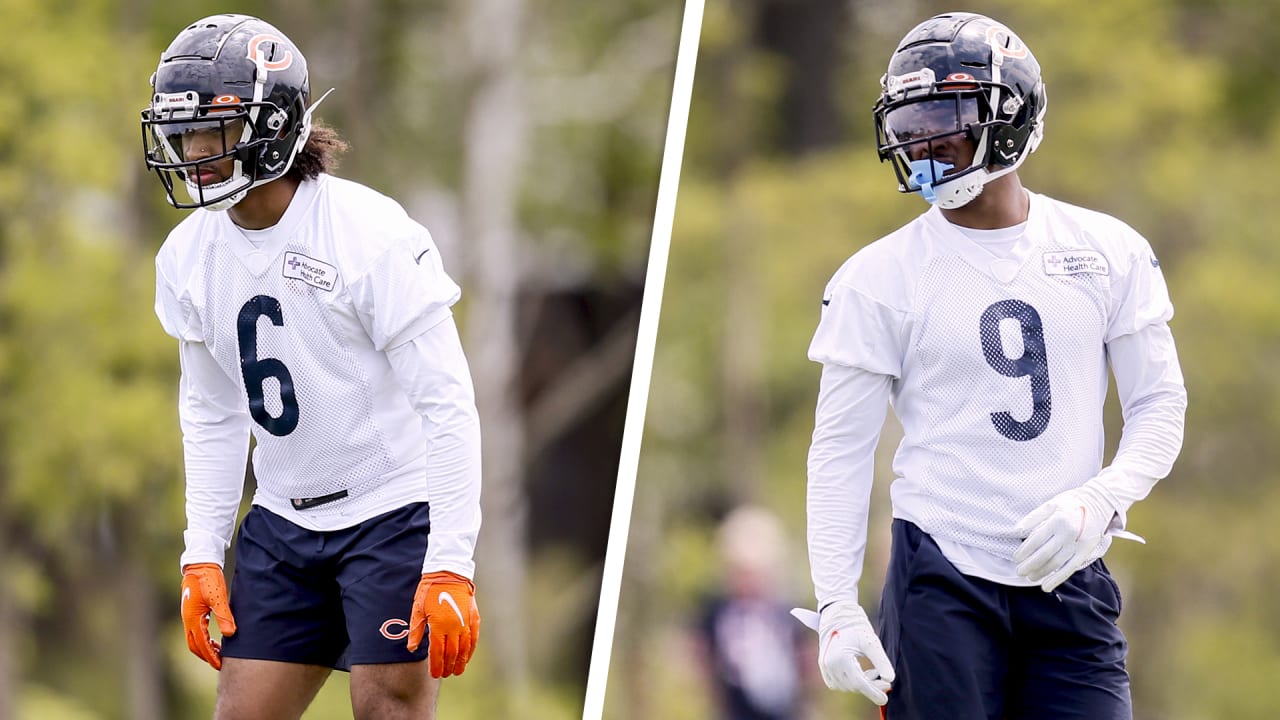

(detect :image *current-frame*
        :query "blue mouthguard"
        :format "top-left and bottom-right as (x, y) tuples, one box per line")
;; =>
(906, 158), (955, 204)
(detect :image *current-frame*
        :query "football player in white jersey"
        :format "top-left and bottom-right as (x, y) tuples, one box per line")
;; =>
(143, 14), (481, 720)
(799, 12), (1187, 719)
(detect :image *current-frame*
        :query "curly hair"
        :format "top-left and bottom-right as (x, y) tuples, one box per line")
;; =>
(287, 120), (349, 181)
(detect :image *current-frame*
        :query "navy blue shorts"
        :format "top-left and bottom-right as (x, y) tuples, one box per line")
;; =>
(878, 519), (1131, 720)
(220, 502), (431, 669)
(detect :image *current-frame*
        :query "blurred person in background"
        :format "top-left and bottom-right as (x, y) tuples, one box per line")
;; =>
(143, 13), (481, 720)
(695, 506), (813, 720)
(799, 12), (1186, 719)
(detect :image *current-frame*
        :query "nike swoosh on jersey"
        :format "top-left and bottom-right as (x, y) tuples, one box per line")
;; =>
(415, 249), (431, 264)
(439, 591), (466, 625)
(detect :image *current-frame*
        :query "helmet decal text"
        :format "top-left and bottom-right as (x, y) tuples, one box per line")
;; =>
(884, 68), (936, 99)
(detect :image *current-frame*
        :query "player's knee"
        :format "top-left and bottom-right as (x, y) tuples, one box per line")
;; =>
(214, 693), (286, 720)
(351, 666), (439, 720)
(352, 691), (435, 720)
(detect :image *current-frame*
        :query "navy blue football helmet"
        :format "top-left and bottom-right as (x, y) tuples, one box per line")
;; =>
(873, 13), (1047, 208)
(141, 14), (316, 210)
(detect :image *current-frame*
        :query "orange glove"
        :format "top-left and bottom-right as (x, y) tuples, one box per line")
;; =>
(407, 571), (480, 678)
(180, 563), (237, 670)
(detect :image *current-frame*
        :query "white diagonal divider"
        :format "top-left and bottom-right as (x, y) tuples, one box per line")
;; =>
(580, 0), (706, 718)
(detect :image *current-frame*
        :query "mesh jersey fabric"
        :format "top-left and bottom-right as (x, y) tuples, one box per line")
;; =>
(809, 191), (1174, 561)
(156, 175), (462, 523)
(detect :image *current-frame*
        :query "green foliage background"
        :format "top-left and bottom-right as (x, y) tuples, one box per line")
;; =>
(609, 1), (1280, 719)
(0, 1), (679, 718)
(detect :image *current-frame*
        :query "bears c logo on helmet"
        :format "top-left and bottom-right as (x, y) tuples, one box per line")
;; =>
(986, 25), (1028, 59)
(247, 34), (294, 71)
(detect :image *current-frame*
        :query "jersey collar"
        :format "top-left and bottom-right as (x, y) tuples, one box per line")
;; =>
(217, 175), (326, 275)
(922, 190), (1045, 284)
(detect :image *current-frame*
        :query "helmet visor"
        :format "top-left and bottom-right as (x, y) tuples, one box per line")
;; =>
(160, 117), (247, 164)
(882, 96), (980, 148)
(144, 110), (249, 171)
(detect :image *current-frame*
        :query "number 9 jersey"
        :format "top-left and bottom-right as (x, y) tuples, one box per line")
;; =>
(809, 191), (1177, 565)
(155, 174), (468, 565)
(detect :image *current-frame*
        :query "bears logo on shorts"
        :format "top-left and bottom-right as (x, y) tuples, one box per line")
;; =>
(380, 618), (410, 641)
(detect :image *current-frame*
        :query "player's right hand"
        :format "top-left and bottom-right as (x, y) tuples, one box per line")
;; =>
(180, 563), (236, 670)
(792, 600), (895, 705)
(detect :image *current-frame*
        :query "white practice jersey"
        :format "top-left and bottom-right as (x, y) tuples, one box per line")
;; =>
(156, 174), (480, 574)
(810, 192), (1179, 571)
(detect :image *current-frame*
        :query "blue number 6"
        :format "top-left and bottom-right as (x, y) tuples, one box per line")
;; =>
(979, 299), (1051, 441)
(237, 295), (300, 437)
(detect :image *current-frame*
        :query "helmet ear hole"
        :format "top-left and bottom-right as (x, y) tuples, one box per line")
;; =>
(1006, 106), (1026, 132)
(266, 109), (288, 132)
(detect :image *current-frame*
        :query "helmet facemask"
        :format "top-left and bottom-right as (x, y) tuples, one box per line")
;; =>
(144, 93), (263, 210)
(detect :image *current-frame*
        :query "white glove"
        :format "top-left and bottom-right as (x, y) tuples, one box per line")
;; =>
(791, 600), (895, 705)
(1013, 482), (1119, 592)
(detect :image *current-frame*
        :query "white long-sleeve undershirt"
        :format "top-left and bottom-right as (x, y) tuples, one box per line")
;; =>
(176, 338), (251, 571)
(386, 318), (482, 578)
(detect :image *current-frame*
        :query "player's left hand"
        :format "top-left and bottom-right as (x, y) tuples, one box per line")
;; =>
(407, 571), (480, 678)
(1013, 483), (1115, 592)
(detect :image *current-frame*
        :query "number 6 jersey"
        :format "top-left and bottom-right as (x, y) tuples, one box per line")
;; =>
(808, 191), (1185, 593)
(155, 174), (480, 575)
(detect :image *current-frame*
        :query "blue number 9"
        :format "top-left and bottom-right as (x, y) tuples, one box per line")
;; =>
(979, 299), (1051, 441)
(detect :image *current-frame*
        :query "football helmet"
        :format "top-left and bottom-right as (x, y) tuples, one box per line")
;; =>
(141, 14), (318, 210)
(873, 13), (1047, 208)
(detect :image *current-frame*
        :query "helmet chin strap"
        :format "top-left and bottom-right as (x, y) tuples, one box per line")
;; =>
(182, 171), (251, 211)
